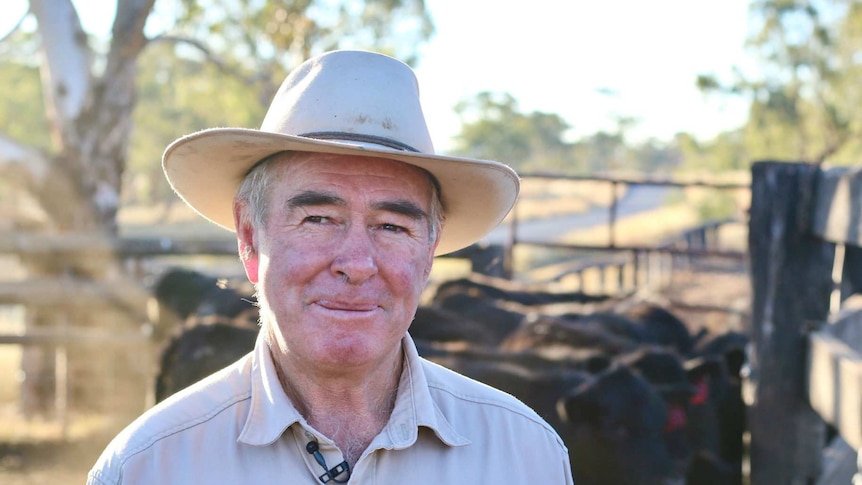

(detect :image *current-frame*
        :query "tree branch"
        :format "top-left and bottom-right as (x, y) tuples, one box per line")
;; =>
(0, 9), (28, 45)
(107, 0), (155, 68)
(147, 33), (270, 87)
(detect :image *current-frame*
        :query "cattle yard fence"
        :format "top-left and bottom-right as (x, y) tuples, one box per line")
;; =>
(447, 172), (748, 294)
(746, 160), (862, 484)
(0, 173), (747, 436)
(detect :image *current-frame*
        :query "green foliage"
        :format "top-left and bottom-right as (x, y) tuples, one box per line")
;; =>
(0, 62), (50, 151)
(450, 90), (698, 176)
(675, 131), (749, 172)
(695, 191), (739, 221)
(569, 131), (628, 174)
(451, 92), (577, 172)
(125, 42), (266, 205)
(698, 0), (862, 165)
(166, 0), (433, 86)
(0, 0), (434, 210)
(125, 0), (434, 206)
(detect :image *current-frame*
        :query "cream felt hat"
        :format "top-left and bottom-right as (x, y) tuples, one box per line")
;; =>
(162, 49), (520, 255)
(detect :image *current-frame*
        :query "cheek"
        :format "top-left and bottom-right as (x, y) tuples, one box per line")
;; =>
(395, 254), (434, 295)
(264, 244), (322, 281)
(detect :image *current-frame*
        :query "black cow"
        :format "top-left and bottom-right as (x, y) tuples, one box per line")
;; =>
(615, 343), (743, 484)
(500, 314), (641, 356)
(430, 274), (613, 307)
(150, 267), (218, 323)
(559, 365), (684, 485)
(692, 330), (749, 476)
(155, 323), (258, 402)
(620, 302), (698, 355)
(429, 292), (529, 344)
(410, 304), (520, 348)
(686, 450), (744, 485)
(426, 347), (682, 485)
(149, 267), (258, 338)
(614, 346), (697, 475)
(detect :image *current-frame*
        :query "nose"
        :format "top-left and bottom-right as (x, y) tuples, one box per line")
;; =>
(330, 224), (378, 285)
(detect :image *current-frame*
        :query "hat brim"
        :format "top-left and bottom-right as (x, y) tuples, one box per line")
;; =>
(162, 128), (520, 256)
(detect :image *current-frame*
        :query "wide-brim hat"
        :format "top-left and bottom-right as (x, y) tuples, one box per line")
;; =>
(163, 49), (519, 255)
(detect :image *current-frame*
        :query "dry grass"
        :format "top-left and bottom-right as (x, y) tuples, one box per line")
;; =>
(560, 203), (700, 246)
(512, 179), (622, 220)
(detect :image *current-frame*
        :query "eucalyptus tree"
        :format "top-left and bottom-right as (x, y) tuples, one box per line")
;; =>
(0, 0), (433, 415)
(698, 0), (862, 165)
(0, 0), (433, 235)
(451, 91), (578, 173)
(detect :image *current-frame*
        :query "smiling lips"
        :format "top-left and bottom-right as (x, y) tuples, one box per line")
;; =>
(314, 299), (380, 313)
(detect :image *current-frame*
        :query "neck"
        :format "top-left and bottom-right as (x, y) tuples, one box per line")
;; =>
(272, 347), (403, 466)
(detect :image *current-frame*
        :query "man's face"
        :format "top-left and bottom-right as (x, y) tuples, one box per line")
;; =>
(238, 154), (439, 375)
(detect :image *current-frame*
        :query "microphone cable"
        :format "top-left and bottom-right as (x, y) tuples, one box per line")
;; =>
(306, 440), (351, 483)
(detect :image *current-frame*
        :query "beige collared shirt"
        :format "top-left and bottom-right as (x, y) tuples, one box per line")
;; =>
(87, 332), (574, 484)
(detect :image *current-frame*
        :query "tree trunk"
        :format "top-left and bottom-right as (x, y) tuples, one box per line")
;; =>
(14, 0), (157, 416)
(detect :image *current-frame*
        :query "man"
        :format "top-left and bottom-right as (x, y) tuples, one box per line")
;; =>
(88, 49), (574, 484)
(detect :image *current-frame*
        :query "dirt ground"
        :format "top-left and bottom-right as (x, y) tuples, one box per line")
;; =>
(0, 435), (113, 484)
(0, 409), (134, 484)
(645, 266), (751, 336)
(0, 266), (751, 484)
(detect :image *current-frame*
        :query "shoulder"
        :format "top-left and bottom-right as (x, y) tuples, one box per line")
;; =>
(418, 357), (570, 477)
(420, 357), (562, 436)
(88, 355), (252, 484)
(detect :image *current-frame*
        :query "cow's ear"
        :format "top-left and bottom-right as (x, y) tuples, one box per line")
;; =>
(557, 379), (598, 424)
(684, 356), (728, 404)
(557, 392), (586, 425)
(722, 345), (747, 379)
(583, 353), (613, 374)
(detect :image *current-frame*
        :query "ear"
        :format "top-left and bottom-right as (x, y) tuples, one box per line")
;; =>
(684, 356), (728, 404)
(234, 200), (260, 284)
(422, 233), (441, 279)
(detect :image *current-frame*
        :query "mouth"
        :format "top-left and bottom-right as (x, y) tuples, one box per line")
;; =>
(314, 299), (380, 313)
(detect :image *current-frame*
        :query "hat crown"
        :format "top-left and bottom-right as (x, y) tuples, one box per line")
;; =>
(261, 50), (435, 154)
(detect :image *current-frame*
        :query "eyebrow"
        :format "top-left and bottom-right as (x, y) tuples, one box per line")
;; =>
(286, 190), (345, 209)
(373, 200), (428, 221)
(286, 190), (428, 220)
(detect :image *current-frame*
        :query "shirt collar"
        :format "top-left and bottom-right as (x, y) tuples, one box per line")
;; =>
(238, 330), (303, 446)
(237, 331), (468, 448)
(382, 334), (470, 448)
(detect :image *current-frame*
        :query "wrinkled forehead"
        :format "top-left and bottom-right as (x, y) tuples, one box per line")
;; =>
(271, 151), (441, 200)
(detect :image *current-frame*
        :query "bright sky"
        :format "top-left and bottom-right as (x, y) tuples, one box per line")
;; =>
(2, 0), (757, 152)
(416, 0), (757, 151)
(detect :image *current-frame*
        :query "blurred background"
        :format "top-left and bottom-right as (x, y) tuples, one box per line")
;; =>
(1, 0), (861, 483)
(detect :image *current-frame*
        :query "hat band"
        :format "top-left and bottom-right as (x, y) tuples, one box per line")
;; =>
(243, 131), (424, 176)
(301, 131), (421, 153)
(303, 131), (443, 203)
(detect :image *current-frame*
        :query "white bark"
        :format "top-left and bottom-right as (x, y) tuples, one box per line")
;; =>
(29, 0), (92, 139)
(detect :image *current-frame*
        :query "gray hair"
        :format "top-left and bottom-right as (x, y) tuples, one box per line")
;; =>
(234, 151), (445, 243)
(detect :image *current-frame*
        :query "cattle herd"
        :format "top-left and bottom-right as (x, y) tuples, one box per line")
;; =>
(149, 267), (749, 485)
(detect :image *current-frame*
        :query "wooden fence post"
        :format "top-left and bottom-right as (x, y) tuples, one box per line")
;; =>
(748, 161), (833, 484)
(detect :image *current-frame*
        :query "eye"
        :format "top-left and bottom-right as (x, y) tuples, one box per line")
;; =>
(303, 215), (330, 224)
(380, 223), (406, 233)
